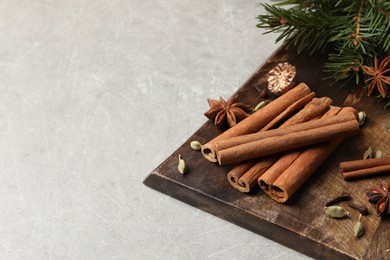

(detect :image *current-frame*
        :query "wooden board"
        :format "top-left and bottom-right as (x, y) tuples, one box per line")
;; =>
(143, 45), (390, 260)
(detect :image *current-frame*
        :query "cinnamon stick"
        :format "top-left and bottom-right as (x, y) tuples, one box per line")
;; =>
(229, 97), (333, 192)
(260, 92), (316, 131)
(258, 150), (303, 192)
(201, 83), (314, 162)
(280, 97), (334, 127)
(271, 140), (343, 202)
(259, 107), (342, 192)
(235, 157), (275, 193)
(217, 112), (359, 165)
(227, 160), (255, 188)
(215, 111), (355, 153)
(261, 107), (358, 203)
(340, 157), (390, 180)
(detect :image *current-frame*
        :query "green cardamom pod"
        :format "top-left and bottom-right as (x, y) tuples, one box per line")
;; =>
(358, 111), (366, 126)
(190, 141), (202, 151)
(178, 155), (187, 175)
(354, 214), (364, 238)
(375, 150), (384, 158)
(253, 101), (267, 112)
(363, 147), (372, 160)
(324, 206), (350, 218)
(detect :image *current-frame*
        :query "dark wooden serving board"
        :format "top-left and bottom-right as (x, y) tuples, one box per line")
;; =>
(143, 45), (390, 260)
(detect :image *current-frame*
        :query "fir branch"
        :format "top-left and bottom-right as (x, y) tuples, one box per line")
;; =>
(353, 0), (365, 47)
(257, 0), (390, 126)
(325, 44), (363, 85)
(371, 1), (390, 21)
(257, 3), (337, 53)
(256, 0), (390, 83)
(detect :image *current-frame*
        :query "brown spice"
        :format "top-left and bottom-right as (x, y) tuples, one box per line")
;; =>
(267, 62), (296, 96)
(361, 56), (390, 97)
(260, 92), (316, 131)
(227, 97), (333, 193)
(204, 96), (251, 128)
(259, 107), (358, 203)
(340, 157), (390, 180)
(217, 112), (359, 165)
(348, 202), (369, 215)
(325, 192), (351, 206)
(365, 180), (390, 216)
(226, 160), (255, 189)
(216, 109), (354, 154)
(201, 83), (313, 162)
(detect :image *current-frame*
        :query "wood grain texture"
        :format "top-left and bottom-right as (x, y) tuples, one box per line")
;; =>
(143, 45), (390, 260)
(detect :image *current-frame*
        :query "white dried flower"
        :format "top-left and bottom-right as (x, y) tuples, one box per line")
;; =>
(267, 62), (296, 96)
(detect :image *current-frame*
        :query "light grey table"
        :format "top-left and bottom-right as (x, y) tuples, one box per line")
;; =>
(0, 0), (312, 259)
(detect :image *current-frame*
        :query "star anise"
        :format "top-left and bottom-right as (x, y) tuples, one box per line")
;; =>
(365, 180), (390, 216)
(361, 56), (390, 97)
(204, 96), (250, 128)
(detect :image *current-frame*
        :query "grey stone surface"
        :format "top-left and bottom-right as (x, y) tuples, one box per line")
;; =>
(0, 0), (312, 259)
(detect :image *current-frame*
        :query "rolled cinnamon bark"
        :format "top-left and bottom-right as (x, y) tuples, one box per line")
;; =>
(260, 92), (316, 131)
(340, 157), (390, 172)
(258, 150), (302, 192)
(279, 97), (334, 127)
(235, 157), (275, 192)
(227, 160), (255, 188)
(215, 111), (355, 153)
(271, 139), (342, 202)
(229, 97), (333, 192)
(201, 83), (313, 162)
(259, 107), (342, 191)
(340, 157), (390, 180)
(217, 112), (359, 165)
(263, 107), (358, 203)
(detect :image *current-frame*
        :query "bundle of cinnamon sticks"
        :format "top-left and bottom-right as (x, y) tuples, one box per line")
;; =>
(201, 83), (361, 203)
(340, 157), (390, 180)
(201, 83), (316, 162)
